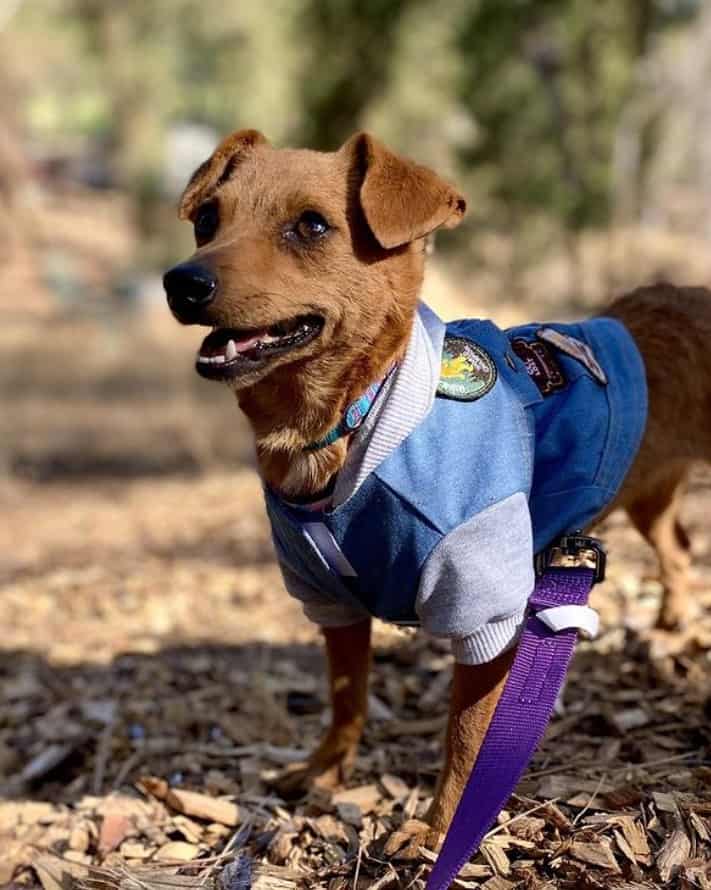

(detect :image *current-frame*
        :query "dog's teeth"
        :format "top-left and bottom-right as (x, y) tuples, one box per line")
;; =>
(225, 339), (237, 361)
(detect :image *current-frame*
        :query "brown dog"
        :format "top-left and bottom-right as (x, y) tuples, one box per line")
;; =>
(164, 129), (711, 854)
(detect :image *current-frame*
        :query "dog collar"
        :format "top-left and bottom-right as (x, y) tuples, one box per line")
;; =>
(303, 365), (397, 452)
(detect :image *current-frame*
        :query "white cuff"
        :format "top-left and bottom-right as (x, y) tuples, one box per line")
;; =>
(450, 609), (527, 665)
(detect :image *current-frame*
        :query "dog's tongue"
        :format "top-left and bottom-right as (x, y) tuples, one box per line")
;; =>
(199, 328), (271, 361)
(229, 332), (267, 355)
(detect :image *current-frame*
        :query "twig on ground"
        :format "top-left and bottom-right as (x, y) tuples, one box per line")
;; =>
(484, 797), (562, 841)
(112, 749), (144, 790)
(93, 719), (115, 796)
(572, 773), (607, 826)
(367, 868), (398, 890)
(351, 843), (363, 889)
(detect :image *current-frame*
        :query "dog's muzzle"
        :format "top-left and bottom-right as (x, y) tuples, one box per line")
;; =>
(163, 262), (217, 323)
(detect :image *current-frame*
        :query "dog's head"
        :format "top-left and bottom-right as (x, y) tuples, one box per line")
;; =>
(163, 130), (466, 388)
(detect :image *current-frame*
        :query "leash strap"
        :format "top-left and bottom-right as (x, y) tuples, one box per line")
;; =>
(426, 536), (605, 890)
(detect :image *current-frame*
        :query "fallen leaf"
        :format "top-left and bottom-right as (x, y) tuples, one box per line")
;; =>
(19, 743), (76, 783)
(33, 855), (86, 890)
(120, 841), (152, 859)
(480, 840), (510, 876)
(656, 829), (691, 882)
(480, 878), (516, 890)
(165, 788), (240, 826)
(570, 840), (621, 872)
(611, 707), (649, 732)
(331, 784), (380, 814)
(98, 810), (131, 853)
(334, 801), (362, 827)
(68, 821), (90, 853)
(155, 840), (201, 861)
(380, 773), (410, 801)
(618, 815), (651, 864)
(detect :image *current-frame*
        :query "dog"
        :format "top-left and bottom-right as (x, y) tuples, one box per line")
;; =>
(163, 129), (711, 856)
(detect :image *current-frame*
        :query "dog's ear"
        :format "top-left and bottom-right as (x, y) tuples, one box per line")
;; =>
(342, 132), (466, 250)
(178, 129), (269, 220)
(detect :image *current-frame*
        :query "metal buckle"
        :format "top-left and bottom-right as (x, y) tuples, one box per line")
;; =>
(535, 532), (606, 584)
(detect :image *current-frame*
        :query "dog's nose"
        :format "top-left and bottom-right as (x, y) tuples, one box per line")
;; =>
(163, 263), (217, 317)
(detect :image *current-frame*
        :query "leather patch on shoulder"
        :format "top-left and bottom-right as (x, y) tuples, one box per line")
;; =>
(537, 327), (608, 385)
(437, 336), (497, 402)
(511, 337), (567, 397)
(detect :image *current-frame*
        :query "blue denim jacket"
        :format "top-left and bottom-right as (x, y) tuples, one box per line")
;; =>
(265, 313), (647, 627)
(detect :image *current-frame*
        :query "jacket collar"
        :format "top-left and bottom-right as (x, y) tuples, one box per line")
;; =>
(330, 302), (445, 506)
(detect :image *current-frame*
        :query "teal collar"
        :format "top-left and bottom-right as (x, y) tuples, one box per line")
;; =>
(304, 366), (396, 452)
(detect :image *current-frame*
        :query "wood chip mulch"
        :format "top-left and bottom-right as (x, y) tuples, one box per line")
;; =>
(2, 470), (711, 889)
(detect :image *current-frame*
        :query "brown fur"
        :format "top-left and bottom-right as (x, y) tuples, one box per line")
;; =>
(169, 131), (711, 851)
(171, 130), (463, 496)
(276, 619), (372, 795)
(607, 284), (711, 626)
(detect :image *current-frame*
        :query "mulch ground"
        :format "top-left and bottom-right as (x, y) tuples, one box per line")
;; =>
(2, 468), (711, 889)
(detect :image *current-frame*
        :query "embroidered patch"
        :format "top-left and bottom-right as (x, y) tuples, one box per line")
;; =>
(511, 337), (567, 397)
(437, 336), (497, 401)
(537, 327), (608, 385)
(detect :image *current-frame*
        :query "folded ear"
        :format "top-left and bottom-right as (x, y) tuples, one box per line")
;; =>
(178, 129), (269, 220)
(342, 132), (466, 250)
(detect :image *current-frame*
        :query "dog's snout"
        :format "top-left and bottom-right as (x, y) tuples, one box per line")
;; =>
(163, 262), (217, 319)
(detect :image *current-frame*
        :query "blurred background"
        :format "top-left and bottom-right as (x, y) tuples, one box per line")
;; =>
(3, 4), (711, 882)
(3, 0), (711, 479)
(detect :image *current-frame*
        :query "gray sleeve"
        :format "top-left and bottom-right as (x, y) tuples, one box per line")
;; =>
(278, 563), (370, 628)
(416, 491), (535, 665)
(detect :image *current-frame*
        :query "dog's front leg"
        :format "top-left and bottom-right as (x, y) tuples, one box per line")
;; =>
(276, 618), (372, 795)
(385, 648), (515, 858)
(428, 649), (515, 830)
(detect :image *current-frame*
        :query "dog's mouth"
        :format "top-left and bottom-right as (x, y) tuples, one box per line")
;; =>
(196, 314), (325, 380)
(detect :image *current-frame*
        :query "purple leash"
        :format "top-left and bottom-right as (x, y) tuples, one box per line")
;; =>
(426, 535), (606, 890)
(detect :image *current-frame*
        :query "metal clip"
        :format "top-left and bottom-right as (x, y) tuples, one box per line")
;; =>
(535, 532), (606, 584)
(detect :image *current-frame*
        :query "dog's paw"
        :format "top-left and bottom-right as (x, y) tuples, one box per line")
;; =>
(382, 819), (444, 860)
(270, 759), (346, 799)
(655, 599), (697, 632)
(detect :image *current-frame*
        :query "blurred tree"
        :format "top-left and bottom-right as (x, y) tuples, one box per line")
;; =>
(3, 0), (705, 279)
(455, 0), (700, 232)
(295, 0), (427, 149)
(363, 0), (473, 175)
(15, 1), (306, 265)
(448, 0), (701, 291)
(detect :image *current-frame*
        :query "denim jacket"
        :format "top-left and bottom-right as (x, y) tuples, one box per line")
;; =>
(265, 306), (647, 663)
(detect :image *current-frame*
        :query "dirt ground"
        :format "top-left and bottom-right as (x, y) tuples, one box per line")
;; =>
(2, 191), (711, 888)
(2, 462), (711, 889)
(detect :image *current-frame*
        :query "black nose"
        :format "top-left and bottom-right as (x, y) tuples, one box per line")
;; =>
(163, 263), (217, 318)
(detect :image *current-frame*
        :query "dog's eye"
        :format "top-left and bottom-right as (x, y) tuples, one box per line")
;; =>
(194, 202), (219, 245)
(295, 210), (330, 241)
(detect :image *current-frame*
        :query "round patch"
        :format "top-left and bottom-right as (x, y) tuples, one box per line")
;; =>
(437, 336), (497, 401)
